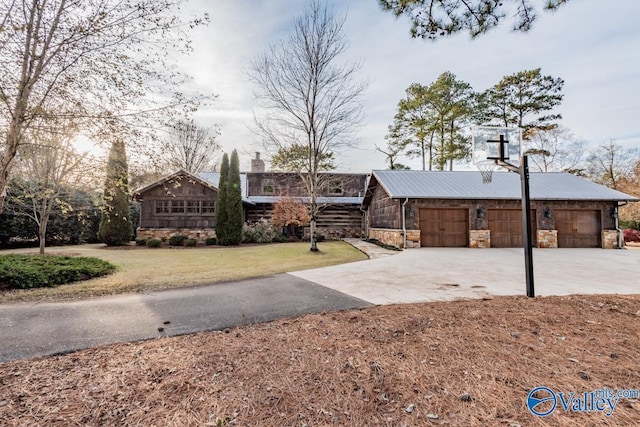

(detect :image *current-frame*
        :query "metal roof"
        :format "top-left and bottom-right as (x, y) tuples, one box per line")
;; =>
(198, 172), (248, 199)
(247, 196), (363, 205)
(368, 170), (638, 202)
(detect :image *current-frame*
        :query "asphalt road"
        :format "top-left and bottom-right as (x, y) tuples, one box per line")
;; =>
(0, 274), (370, 362)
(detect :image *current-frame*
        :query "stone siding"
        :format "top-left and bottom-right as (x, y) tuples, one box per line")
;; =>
(537, 230), (558, 248)
(469, 230), (490, 248)
(137, 228), (216, 243)
(602, 230), (620, 249)
(369, 228), (420, 249)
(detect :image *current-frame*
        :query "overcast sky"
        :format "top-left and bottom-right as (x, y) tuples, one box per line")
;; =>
(178, 0), (640, 172)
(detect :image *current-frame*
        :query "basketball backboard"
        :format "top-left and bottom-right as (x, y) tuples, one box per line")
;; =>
(472, 126), (522, 167)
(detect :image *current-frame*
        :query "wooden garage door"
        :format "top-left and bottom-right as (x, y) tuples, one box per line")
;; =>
(488, 209), (537, 248)
(555, 210), (601, 248)
(419, 209), (468, 247)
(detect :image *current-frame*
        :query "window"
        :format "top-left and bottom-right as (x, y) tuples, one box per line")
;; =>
(202, 201), (216, 214)
(171, 200), (185, 213)
(328, 180), (343, 195)
(155, 200), (170, 214)
(186, 200), (201, 214)
(262, 179), (274, 194)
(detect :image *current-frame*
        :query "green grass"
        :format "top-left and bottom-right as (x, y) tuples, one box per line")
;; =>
(0, 241), (367, 303)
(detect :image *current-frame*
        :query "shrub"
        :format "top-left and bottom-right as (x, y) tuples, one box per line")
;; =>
(146, 238), (162, 248)
(205, 237), (217, 245)
(242, 219), (276, 244)
(623, 229), (640, 243)
(184, 238), (197, 247)
(0, 254), (116, 289)
(168, 235), (187, 246)
(272, 234), (287, 243)
(135, 238), (147, 246)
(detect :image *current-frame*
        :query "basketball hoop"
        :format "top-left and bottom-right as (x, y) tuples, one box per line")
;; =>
(476, 160), (496, 184)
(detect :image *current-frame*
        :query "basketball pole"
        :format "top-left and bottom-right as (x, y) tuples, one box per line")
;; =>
(493, 134), (535, 298)
(520, 155), (535, 298)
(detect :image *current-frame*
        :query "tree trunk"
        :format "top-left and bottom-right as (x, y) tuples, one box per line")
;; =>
(38, 223), (46, 255)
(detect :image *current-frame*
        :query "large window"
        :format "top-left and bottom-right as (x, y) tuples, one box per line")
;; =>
(154, 200), (216, 215)
(186, 200), (200, 214)
(202, 201), (216, 214)
(155, 200), (170, 214)
(171, 200), (185, 213)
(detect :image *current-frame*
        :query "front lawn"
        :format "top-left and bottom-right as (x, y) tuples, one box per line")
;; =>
(0, 241), (367, 303)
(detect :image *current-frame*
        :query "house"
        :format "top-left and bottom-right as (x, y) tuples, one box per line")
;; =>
(133, 154), (368, 242)
(362, 170), (638, 249)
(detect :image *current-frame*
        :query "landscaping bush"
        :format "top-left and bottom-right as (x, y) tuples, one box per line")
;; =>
(242, 219), (276, 244)
(205, 237), (217, 245)
(623, 228), (640, 243)
(135, 238), (147, 246)
(184, 238), (197, 247)
(365, 238), (401, 251)
(146, 238), (162, 248)
(0, 255), (116, 289)
(168, 235), (187, 246)
(272, 234), (287, 243)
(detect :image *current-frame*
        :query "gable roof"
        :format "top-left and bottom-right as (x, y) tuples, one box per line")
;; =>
(363, 170), (638, 206)
(133, 169), (219, 200)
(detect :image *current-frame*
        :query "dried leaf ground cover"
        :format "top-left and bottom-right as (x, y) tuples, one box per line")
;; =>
(1, 294), (639, 426)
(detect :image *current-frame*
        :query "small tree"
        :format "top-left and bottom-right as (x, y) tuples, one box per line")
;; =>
(272, 197), (310, 236)
(98, 140), (132, 246)
(225, 150), (243, 245)
(215, 153), (230, 244)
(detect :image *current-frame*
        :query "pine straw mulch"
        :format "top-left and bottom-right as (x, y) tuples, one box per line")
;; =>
(1, 294), (640, 426)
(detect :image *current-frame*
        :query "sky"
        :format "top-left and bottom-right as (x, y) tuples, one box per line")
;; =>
(175, 0), (640, 173)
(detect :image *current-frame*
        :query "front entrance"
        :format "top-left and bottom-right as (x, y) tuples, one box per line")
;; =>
(419, 208), (468, 247)
(555, 210), (601, 248)
(488, 209), (537, 248)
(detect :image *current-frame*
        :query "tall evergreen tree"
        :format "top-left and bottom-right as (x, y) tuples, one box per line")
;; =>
(226, 150), (243, 245)
(481, 68), (564, 136)
(215, 153), (229, 244)
(98, 140), (132, 246)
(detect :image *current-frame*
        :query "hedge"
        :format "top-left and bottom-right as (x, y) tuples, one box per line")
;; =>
(0, 255), (116, 289)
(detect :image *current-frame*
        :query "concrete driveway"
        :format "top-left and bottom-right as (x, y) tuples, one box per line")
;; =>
(291, 246), (640, 304)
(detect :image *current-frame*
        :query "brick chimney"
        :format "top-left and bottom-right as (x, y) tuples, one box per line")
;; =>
(251, 152), (265, 172)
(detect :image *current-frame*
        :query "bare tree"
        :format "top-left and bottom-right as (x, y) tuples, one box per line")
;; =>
(0, 0), (210, 213)
(587, 140), (639, 190)
(524, 126), (586, 173)
(10, 125), (94, 254)
(162, 119), (221, 174)
(249, 0), (367, 251)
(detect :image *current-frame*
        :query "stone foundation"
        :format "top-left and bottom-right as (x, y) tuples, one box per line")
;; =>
(136, 228), (216, 244)
(303, 226), (363, 240)
(602, 230), (620, 249)
(368, 228), (420, 249)
(537, 230), (558, 248)
(469, 230), (490, 248)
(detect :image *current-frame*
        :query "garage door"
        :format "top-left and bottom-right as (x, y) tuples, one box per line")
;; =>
(555, 210), (601, 248)
(488, 209), (537, 248)
(419, 209), (468, 247)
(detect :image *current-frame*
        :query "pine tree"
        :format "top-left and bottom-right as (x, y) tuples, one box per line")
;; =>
(226, 150), (243, 245)
(215, 153), (229, 244)
(98, 140), (133, 246)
